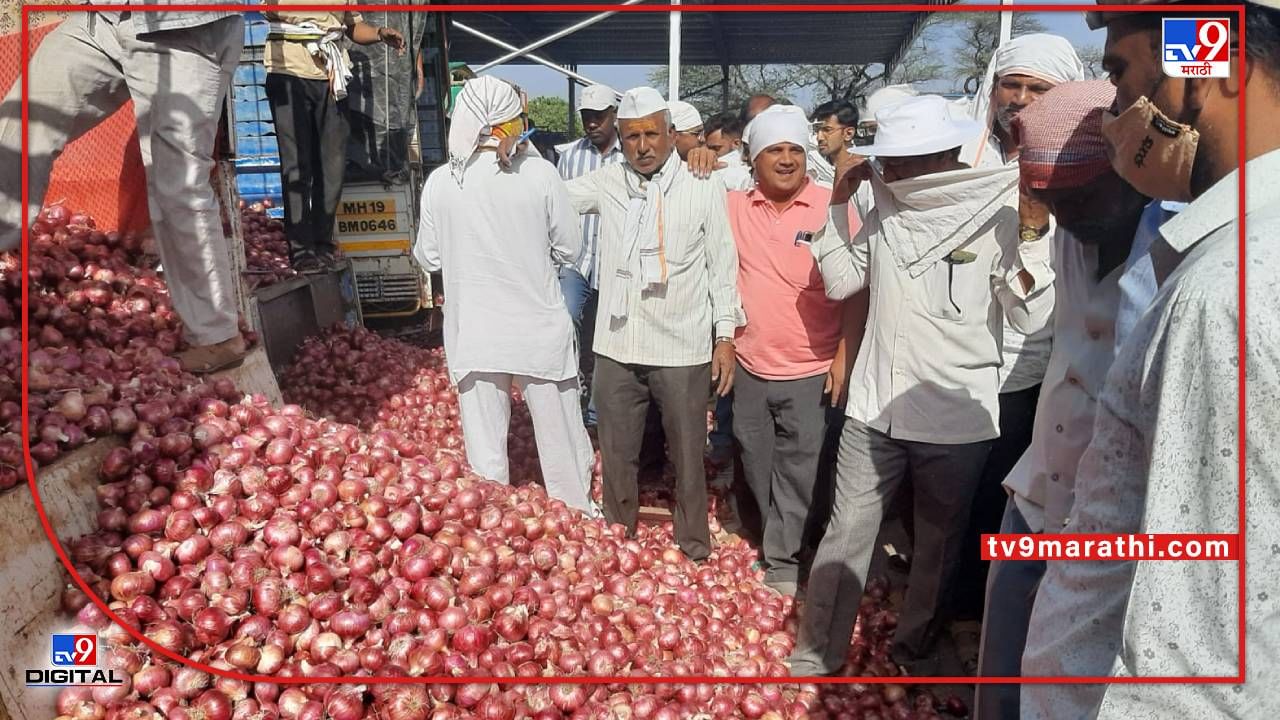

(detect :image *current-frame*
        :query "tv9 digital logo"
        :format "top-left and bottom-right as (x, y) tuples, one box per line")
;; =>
(51, 634), (97, 666)
(1163, 18), (1231, 78)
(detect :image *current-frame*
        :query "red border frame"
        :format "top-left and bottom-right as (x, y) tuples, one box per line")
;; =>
(18, 2), (1248, 689)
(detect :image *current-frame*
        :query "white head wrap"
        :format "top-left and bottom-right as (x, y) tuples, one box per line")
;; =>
(961, 34), (1084, 166)
(744, 105), (810, 161)
(667, 100), (703, 132)
(618, 87), (670, 121)
(447, 76), (523, 186)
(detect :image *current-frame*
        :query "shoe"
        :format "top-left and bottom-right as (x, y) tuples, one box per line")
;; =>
(293, 256), (325, 274)
(177, 334), (249, 374)
(950, 620), (982, 675)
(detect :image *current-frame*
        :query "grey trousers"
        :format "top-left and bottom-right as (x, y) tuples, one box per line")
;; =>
(594, 355), (712, 561)
(973, 498), (1046, 720)
(0, 13), (243, 345)
(790, 420), (993, 675)
(731, 365), (834, 585)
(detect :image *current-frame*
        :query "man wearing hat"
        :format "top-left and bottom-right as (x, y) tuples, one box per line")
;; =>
(668, 100), (706, 160)
(727, 105), (866, 597)
(970, 79), (1156, 719)
(857, 84), (919, 145)
(563, 87), (743, 562)
(1019, 3), (1280, 717)
(789, 95), (1055, 676)
(414, 76), (595, 515)
(556, 84), (624, 428)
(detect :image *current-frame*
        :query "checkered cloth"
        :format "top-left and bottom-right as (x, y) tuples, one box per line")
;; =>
(1012, 80), (1117, 191)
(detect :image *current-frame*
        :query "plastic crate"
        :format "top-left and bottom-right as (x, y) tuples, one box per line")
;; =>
(235, 120), (275, 139)
(234, 62), (266, 87)
(241, 44), (264, 65)
(236, 171), (283, 201)
(233, 99), (272, 125)
(244, 19), (268, 48)
(236, 134), (279, 159)
(233, 84), (267, 104)
(266, 207), (284, 220)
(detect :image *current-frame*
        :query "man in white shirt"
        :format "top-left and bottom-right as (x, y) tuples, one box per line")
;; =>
(556, 84), (624, 429)
(950, 34), (1085, 669)
(564, 87), (743, 561)
(790, 96), (1054, 676)
(414, 76), (594, 514)
(972, 80), (1155, 719)
(1021, 3), (1280, 717)
(855, 84), (919, 146)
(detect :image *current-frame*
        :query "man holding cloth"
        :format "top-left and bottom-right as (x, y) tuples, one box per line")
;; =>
(414, 76), (594, 514)
(790, 95), (1054, 676)
(728, 105), (865, 596)
(951, 34), (1084, 666)
(565, 87), (743, 562)
(1020, 2), (1280, 716)
(972, 80), (1155, 719)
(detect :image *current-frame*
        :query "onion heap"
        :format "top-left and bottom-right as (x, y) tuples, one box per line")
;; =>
(11, 204), (257, 477)
(238, 202), (295, 289)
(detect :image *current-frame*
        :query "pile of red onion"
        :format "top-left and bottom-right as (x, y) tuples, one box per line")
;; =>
(1, 250), (20, 490)
(239, 202), (295, 289)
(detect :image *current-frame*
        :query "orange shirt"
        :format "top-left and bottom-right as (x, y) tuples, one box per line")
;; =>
(728, 180), (861, 380)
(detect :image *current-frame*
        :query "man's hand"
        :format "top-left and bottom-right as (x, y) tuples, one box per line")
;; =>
(830, 154), (872, 206)
(495, 135), (527, 170)
(823, 356), (852, 408)
(378, 27), (407, 53)
(686, 147), (727, 179)
(711, 340), (736, 397)
(1018, 187), (1051, 230)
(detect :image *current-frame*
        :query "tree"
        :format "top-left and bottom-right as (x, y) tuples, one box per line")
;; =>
(946, 13), (1047, 93)
(526, 96), (581, 137)
(647, 64), (795, 117)
(1078, 45), (1105, 79)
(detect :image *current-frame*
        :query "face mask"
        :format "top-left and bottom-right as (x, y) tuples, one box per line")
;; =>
(1101, 96), (1199, 203)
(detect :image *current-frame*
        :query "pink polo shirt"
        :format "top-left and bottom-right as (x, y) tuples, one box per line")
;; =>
(728, 180), (860, 380)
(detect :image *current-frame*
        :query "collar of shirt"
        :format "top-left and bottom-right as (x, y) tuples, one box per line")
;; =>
(576, 135), (622, 158)
(1159, 149), (1280, 255)
(744, 178), (823, 212)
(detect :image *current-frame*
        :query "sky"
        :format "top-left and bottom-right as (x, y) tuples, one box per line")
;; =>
(472, 0), (1105, 107)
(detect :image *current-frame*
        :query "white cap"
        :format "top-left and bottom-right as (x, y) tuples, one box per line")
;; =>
(858, 95), (982, 158)
(617, 87), (669, 120)
(860, 84), (919, 125)
(744, 105), (809, 161)
(578, 84), (618, 112)
(667, 100), (703, 132)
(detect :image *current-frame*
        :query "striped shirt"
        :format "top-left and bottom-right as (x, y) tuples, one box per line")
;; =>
(565, 162), (743, 368)
(557, 136), (624, 287)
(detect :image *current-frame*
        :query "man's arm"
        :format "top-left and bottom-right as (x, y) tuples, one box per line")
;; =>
(825, 290), (869, 407)
(702, 178), (744, 396)
(413, 176), (442, 273)
(992, 228), (1055, 335)
(545, 168), (585, 270)
(347, 15), (407, 50)
(563, 167), (606, 216)
(811, 203), (872, 301)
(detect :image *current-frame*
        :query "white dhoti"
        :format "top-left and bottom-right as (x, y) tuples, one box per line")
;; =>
(456, 372), (596, 514)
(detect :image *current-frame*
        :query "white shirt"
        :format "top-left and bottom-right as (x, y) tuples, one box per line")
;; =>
(565, 161), (743, 367)
(1004, 231), (1154, 533)
(556, 135), (624, 287)
(811, 190), (1054, 444)
(415, 151), (581, 384)
(715, 150), (755, 192)
(1021, 149), (1280, 720)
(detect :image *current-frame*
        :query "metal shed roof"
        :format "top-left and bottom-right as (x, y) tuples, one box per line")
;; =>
(445, 1), (953, 69)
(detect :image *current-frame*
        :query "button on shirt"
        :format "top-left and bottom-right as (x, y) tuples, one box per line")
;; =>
(1021, 149), (1280, 720)
(1004, 230), (1157, 534)
(565, 162), (743, 367)
(729, 180), (859, 380)
(557, 135), (624, 287)
(811, 190), (1054, 444)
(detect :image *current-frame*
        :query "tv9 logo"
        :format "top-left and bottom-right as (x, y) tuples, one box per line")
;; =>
(51, 634), (97, 666)
(1163, 18), (1231, 78)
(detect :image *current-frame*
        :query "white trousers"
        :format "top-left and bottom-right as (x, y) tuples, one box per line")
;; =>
(456, 372), (596, 514)
(0, 13), (243, 345)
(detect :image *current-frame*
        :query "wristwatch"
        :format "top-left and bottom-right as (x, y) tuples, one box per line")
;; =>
(715, 337), (735, 347)
(1018, 223), (1050, 243)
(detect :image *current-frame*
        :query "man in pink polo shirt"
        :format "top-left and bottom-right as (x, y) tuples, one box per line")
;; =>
(728, 105), (868, 596)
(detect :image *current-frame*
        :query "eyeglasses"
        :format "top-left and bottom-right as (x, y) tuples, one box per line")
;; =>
(811, 123), (847, 135)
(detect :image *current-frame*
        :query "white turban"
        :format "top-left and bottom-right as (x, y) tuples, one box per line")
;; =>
(447, 75), (523, 186)
(667, 100), (703, 132)
(962, 33), (1084, 167)
(861, 84), (919, 124)
(618, 87), (670, 120)
(744, 105), (810, 161)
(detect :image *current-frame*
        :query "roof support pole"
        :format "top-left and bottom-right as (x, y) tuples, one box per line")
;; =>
(998, 0), (1014, 46)
(668, 0), (682, 100)
(453, 20), (620, 97)
(567, 67), (577, 134)
(474, 0), (646, 73)
(721, 64), (729, 112)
